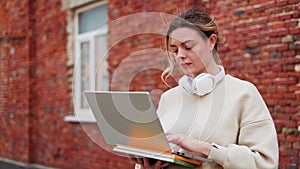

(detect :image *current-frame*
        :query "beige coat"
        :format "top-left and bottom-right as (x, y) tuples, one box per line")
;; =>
(156, 75), (278, 169)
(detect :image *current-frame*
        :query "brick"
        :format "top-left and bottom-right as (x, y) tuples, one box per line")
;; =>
(280, 13), (292, 20)
(283, 50), (296, 57)
(285, 20), (298, 27)
(289, 27), (300, 34)
(1, 0), (300, 169)
(280, 157), (291, 163)
(273, 77), (297, 85)
(272, 21), (285, 29)
(271, 37), (283, 43)
(294, 141), (300, 150)
(288, 0), (299, 4)
(289, 85), (300, 92)
(268, 28), (289, 37)
(287, 150), (299, 158)
(276, 0), (288, 6)
(278, 43), (289, 51)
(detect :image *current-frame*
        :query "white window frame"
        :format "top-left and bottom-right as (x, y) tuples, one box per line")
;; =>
(64, 1), (108, 122)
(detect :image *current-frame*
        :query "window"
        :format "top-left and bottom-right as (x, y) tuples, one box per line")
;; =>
(65, 2), (108, 122)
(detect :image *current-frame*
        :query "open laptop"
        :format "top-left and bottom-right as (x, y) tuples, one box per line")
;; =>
(84, 91), (212, 168)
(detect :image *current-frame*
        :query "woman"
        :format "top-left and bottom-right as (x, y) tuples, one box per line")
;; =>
(135, 7), (278, 169)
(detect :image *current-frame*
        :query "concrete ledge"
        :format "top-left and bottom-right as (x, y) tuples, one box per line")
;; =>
(61, 0), (98, 10)
(0, 158), (56, 169)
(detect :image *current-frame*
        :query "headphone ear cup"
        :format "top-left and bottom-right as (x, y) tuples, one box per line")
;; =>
(179, 66), (225, 96)
(192, 74), (215, 96)
(178, 75), (193, 95)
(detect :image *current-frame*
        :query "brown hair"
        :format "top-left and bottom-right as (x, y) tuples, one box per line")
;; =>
(161, 7), (224, 85)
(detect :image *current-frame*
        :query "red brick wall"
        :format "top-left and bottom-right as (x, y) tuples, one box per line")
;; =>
(108, 0), (300, 168)
(0, 0), (133, 169)
(0, 0), (299, 169)
(211, 1), (300, 167)
(0, 0), (31, 163)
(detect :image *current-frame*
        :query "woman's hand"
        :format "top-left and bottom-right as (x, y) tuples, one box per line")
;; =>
(166, 133), (212, 156)
(131, 157), (169, 169)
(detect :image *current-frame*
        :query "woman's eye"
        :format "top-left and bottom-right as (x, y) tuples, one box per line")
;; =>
(170, 47), (178, 54)
(185, 46), (192, 50)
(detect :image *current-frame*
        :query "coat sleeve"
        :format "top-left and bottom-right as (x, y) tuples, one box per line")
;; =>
(207, 82), (279, 169)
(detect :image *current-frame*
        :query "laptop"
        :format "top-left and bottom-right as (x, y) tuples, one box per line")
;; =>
(84, 91), (212, 168)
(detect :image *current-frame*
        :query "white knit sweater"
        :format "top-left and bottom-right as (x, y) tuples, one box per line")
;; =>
(156, 75), (278, 169)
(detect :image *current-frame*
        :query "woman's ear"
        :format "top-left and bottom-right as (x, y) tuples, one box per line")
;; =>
(208, 34), (217, 52)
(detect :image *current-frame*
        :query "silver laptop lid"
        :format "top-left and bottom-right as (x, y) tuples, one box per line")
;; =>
(84, 91), (171, 152)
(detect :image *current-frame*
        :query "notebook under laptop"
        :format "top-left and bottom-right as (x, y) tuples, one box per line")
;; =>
(84, 91), (212, 168)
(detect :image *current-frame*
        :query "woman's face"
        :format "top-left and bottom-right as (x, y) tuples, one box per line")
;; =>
(168, 27), (215, 77)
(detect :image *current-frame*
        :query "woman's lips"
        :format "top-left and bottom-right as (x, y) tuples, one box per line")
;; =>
(181, 62), (192, 68)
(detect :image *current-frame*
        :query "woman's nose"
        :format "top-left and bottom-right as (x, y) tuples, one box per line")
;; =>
(177, 48), (186, 59)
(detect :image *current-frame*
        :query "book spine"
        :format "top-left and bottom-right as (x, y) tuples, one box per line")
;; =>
(173, 159), (197, 168)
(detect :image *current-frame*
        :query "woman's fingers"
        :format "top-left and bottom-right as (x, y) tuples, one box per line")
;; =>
(166, 133), (184, 144)
(153, 160), (169, 168)
(153, 160), (162, 168)
(133, 157), (169, 169)
(142, 158), (150, 168)
(136, 157), (143, 165)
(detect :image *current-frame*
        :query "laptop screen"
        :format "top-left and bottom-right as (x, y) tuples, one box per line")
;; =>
(84, 91), (171, 152)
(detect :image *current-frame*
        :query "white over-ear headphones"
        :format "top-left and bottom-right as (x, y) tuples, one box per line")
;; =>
(178, 65), (225, 96)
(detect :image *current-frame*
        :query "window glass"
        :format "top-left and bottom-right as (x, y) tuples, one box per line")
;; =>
(95, 34), (109, 91)
(80, 41), (90, 109)
(78, 4), (107, 34)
